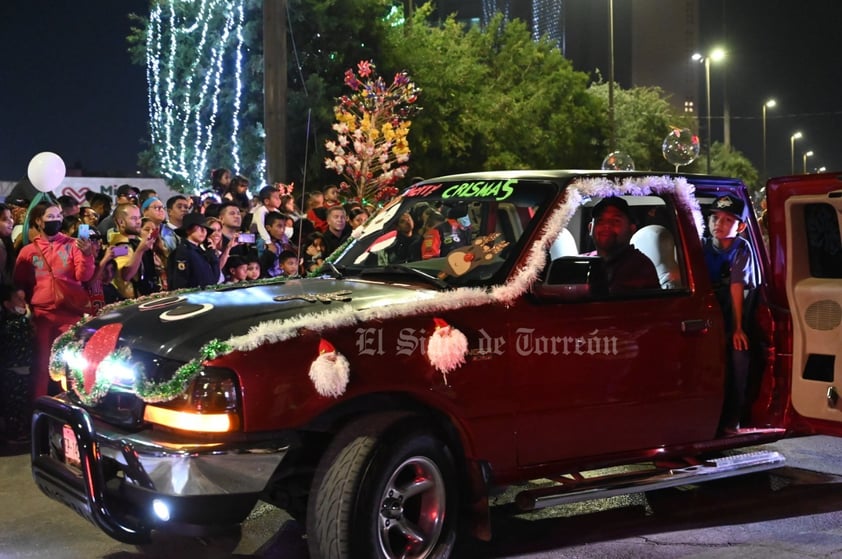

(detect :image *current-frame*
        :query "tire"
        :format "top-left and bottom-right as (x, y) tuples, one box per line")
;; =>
(307, 414), (459, 559)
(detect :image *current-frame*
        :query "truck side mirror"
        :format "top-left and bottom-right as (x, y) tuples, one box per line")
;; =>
(533, 256), (607, 302)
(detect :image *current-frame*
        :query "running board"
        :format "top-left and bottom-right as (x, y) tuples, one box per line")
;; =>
(515, 450), (785, 511)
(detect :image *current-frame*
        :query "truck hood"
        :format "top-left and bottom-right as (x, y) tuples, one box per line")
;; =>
(84, 277), (436, 363)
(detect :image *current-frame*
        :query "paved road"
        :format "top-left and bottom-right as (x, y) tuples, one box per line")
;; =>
(3, 435), (842, 558)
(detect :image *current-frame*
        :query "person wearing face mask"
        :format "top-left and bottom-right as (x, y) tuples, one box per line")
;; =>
(422, 203), (473, 259)
(14, 203), (96, 400)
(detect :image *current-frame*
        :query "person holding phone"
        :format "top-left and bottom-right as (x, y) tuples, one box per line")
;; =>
(109, 203), (157, 299)
(14, 202), (95, 399)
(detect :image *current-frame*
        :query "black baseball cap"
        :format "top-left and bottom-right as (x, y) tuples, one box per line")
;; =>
(592, 196), (633, 220)
(710, 194), (746, 221)
(116, 184), (140, 198)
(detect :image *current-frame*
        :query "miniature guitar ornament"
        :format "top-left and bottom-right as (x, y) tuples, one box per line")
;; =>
(438, 233), (509, 279)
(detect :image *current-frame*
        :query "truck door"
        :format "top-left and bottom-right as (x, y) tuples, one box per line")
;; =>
(767, 173), (842, 435)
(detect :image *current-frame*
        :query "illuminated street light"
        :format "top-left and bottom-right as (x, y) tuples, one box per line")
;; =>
(818, 166), (827, 173)
(803, 150), (814, 174)
(790, 132), (803, 174)
(692, 48), (726, 174)
(762, 99), (776, 181)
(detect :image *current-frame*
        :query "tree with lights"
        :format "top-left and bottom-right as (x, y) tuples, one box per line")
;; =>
(129, 0), (396, 193)
(324, 61), (420, 205)
(129, 0), (266, 192)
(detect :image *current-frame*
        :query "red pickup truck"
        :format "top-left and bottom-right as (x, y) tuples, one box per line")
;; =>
(31, 170), (842, 558)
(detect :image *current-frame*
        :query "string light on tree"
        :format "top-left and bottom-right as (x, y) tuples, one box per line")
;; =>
(145, 0), (261, 191)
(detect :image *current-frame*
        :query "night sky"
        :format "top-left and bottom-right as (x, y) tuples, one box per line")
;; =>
(705, 1), (842, 179)
(0, 0), (148, 180)
(0, 1), (840, 182)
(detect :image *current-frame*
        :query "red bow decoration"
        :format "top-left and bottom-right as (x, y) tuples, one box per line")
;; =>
(80, 323), (123, 393)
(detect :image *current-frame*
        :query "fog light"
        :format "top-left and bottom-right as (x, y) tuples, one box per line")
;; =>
(152, 499), (170, 522)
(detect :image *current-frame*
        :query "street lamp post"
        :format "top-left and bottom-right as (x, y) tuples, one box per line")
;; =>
(692, 49), (725, 174)
(803, 150), (814, 174)
(790, 132), (803, 174)
(762, 99), (776, 182)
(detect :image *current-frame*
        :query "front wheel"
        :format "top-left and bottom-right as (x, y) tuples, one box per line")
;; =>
(307, 414), (459, 559)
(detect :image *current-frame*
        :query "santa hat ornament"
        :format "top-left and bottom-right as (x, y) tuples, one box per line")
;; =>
(427, 317), (469, 385)
(309, 338), (350, 398)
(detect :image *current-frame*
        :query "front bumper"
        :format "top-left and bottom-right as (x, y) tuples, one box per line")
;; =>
(31, 394), (288, 544)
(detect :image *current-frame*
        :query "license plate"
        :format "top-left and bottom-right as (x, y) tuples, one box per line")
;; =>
(62, 424), (81, 469)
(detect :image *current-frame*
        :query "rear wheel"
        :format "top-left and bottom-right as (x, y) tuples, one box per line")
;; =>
(307, 414), (459, 559)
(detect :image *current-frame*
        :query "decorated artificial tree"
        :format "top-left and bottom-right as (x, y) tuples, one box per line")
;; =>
(324, 60), (421, 206)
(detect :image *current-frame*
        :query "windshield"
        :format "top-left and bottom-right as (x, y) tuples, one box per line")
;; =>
(324, 179), (557, 288)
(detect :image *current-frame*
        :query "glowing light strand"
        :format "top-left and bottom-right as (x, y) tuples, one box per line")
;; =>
(165, 0), (180, 177)
(195, 4), (236, 183)
(145, 0), (247, 189)
(230, 0), (245, 173)
(146, 6), (163, 168)
(181, 0), (216, 180)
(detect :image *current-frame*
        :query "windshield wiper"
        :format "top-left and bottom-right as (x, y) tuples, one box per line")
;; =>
(362, 264), (450, 290)
(321, 261), (345, 279)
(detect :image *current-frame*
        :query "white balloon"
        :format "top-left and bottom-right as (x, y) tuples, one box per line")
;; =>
(27, 152), (66, 193)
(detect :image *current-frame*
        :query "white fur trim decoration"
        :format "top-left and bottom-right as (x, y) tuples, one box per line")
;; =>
(427, 318), (469, 384)
(308, 340), (351, 398)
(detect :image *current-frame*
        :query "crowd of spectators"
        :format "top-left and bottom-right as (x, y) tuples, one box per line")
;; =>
(0, 169), (373, 447)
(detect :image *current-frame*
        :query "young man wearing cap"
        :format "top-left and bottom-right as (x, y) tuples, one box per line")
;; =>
(588, 197), (660, 294)
(703, 194), (757, 435)
(169, 213), (219, 289)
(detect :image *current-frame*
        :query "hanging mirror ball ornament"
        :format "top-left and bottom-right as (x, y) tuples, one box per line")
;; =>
(662, 128), (700, 167)
(601, 151), (635, 171)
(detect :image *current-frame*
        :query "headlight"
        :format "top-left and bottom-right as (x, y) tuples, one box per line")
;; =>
(143, 368), (242, 433)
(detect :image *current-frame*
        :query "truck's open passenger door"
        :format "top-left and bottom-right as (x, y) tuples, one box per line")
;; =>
(768, 173), (842, 434)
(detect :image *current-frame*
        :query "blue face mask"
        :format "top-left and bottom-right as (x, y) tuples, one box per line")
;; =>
(457, 215), (471, 228)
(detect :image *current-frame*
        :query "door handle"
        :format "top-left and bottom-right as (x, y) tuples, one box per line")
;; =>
(681, 319), (710, 334)
(828, 386), (839, 408)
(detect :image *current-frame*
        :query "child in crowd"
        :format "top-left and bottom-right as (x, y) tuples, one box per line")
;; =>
(245, 254), (261, 280)
(278, 251), (300, 278)
(225, 255), (249, 283)
(302, 232), (326, 275)
(101, 259), (124, 305)
(0, 285), (34, 444)
(259, 213), (296, 278)
(703, 194), (757, 435)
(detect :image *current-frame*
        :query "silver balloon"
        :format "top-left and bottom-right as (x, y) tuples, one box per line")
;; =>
(662, 128), (700, 169)
(601, 151), (635, 171)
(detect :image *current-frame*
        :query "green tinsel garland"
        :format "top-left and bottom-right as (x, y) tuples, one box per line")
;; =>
(307, 235), (357, 278)
(56, 338), (234, 406)
(48, 279), (259, 404)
